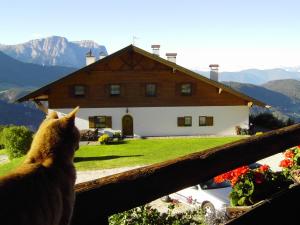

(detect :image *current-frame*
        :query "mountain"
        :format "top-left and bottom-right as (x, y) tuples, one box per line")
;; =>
(0, 88), (44, 130)
(0, 51), (76, 87)
(262, 79), (300, 101)
(197, 69), (300, 85)
(224, 80), (300, 121)
(0, 36), (108, 68)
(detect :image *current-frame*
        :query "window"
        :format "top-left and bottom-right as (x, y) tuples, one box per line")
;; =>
(110, 84), (121, 96)
(89, 116), (112, 128)
(199, 116), (214, 126)
(177, 116), (192, 127)
(73, 85), (86, 97)
(146, 83), (156, 97)
(181, 83), (192, 96)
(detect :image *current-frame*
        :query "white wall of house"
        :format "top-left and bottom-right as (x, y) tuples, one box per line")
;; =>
(50, 106), (249, 136)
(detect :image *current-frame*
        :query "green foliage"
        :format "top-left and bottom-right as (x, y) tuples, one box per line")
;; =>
(0, 125), (7, 149)
(98, 134), (110, 144)
(109, 204), (206, 225)
(229, 169), (291, 206)
(250, 112), (294, 130)
(1, 126), (33, 159)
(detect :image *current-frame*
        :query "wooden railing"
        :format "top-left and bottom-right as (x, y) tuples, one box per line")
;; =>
(71, 124), (300, 225)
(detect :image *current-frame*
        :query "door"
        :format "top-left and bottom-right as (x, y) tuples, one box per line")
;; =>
(122, 115), (133, 136)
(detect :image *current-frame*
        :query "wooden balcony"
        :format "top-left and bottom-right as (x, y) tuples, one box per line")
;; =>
(71, 124), (300, 225)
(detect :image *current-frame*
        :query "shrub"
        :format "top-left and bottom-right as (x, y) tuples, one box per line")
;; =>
(250, 113), (294, 130)
(80, 129), (98, 141)
(98, 134), (110, 144)
(0, 125), (7, 149)
(1, 126), (33, 159)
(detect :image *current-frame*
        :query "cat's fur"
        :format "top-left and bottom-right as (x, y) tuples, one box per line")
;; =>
(0, 107), (80, 225)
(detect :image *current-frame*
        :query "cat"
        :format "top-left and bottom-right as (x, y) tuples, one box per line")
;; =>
(0, 107), (80, 225)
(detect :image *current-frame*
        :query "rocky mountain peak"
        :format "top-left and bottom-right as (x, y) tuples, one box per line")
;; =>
(0, 36), (108, 68)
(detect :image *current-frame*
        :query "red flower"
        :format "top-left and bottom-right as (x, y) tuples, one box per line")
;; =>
(284, 150), (295, 159)
(214, 166), (249, 186)
(254, 172), (265, 184)
(259, 165), (270, 173)
(279, 159), (294, 168)
(214, 174), (225, 183)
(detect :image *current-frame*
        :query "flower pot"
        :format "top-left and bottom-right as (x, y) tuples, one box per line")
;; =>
(226, 201), (264, 219)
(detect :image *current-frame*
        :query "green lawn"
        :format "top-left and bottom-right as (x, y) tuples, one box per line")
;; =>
(0, 137), (242, 176)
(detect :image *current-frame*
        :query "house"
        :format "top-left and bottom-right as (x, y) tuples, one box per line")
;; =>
(18, 45), (266, 137)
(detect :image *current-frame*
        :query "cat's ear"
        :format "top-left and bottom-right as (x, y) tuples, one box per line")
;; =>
(65, 106), (80, 120)
(47, 111), (59, 119)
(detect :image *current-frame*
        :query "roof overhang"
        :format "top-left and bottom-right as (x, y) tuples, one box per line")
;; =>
(17, 45), (268, 108)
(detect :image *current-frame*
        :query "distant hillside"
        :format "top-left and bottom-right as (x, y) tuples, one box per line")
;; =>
(0, 88), (44, 130)
(0, 36), (107, 68)
(197, 69), (300, 85)
(262, 79), (300, 101)
(224, 80), (300, 121)
(0, 51), (75, 87)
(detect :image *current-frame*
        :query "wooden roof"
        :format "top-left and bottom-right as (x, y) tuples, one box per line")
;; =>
(17, 45), (266, 107)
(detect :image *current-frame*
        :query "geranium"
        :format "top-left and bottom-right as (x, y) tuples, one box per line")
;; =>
(279, 159), (294, 168)
(259, 164), (270, 173)
(284, 150), (295, 159)
(280, 146), (300, 179)
(214, 164), (291, 206)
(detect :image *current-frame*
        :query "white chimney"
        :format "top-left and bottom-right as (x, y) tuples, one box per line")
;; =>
(166, 53), (177, 64)
(151, 44), (160, 56)
(86, 49), (96, 66)
(209, 64), (219, 81)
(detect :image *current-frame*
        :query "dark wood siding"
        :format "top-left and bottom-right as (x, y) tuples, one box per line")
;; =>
(48, 51), (247, 108)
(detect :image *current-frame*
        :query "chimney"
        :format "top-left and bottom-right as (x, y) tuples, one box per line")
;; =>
(151, 44), (160, 56)
(166, 53), (177, 64)
(209, 64), (219, 81)
(86, 49), (96, 66)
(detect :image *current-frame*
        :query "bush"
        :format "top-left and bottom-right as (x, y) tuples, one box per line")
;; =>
(250, 113), (294, 130)
(0, 125), (7, 149)
(98, 134), (110, 144)
(1, 126), (33, 159)
(80, 129), (99, 141)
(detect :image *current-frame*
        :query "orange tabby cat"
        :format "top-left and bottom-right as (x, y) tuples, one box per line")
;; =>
(0, 107), (80, 225)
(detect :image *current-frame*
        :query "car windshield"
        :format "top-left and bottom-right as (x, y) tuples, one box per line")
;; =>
(200, 179), (231, 190)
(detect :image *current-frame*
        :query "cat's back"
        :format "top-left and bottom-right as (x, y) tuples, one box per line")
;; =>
(0, 164), (64, 225)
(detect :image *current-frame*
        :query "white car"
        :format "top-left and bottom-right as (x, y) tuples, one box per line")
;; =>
(169, 179), (231, 218)
(167, 163), (263, 219)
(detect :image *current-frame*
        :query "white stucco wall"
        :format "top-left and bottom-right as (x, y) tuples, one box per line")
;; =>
(50, 106), (249, 136)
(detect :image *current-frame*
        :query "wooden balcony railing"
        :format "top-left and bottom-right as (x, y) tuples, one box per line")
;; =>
(71, 123), (300, 225)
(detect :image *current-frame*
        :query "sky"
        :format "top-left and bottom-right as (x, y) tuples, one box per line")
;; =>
(1, 0), (300, 71)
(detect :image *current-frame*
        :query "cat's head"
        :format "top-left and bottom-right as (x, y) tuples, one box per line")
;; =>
(26, 107), (80, 165)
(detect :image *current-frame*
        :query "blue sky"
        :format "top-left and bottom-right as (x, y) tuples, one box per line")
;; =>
(1, 0), (300, 71)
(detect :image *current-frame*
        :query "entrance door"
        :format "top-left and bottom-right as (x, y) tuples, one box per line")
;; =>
(122, 115), (133, 136)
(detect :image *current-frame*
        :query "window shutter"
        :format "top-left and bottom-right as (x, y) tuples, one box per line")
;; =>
(88, 116), (95, 128)
(106, 116), (112, 128)
(177, 117), (185, 127)
(207, 117), (214, 126)
(192, 83), (197, 95)
(69, 85), (75, 97)
(175, 83), (181, 96)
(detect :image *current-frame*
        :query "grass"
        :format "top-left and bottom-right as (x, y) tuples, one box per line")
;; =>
(0, 137), (242, 176)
